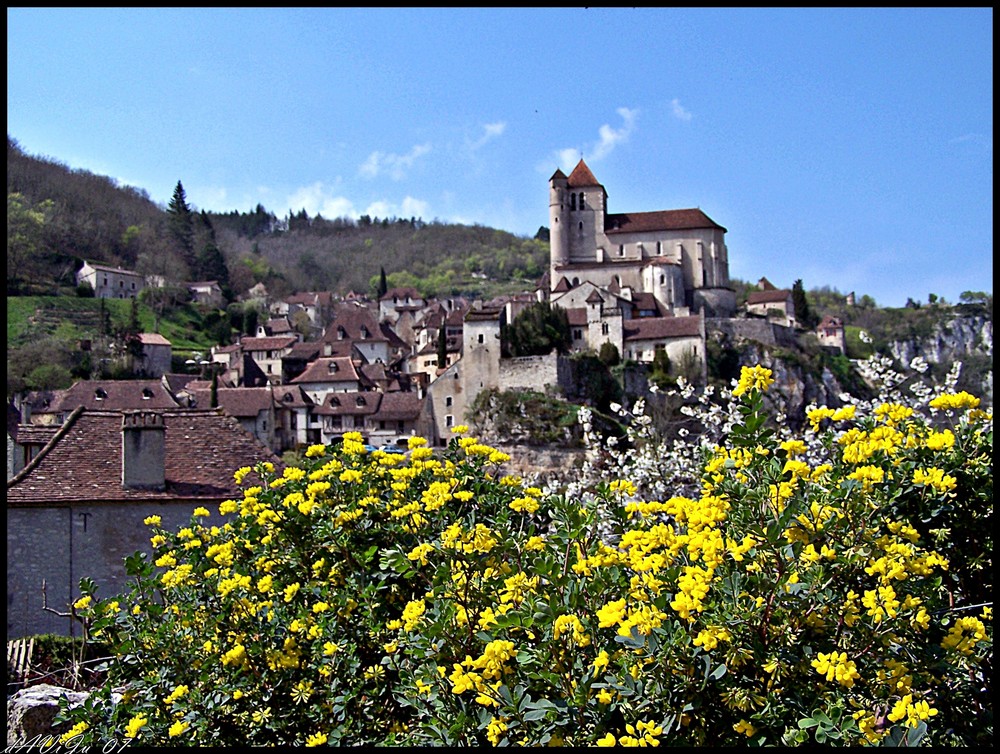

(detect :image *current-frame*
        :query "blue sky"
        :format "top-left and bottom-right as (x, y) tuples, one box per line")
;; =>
(7, 7), (992, 307)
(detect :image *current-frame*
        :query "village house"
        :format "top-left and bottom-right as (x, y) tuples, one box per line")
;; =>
(817, 314), (847, 353)
(76, 261), (145, 300)
(7, 408), (280, 638)
(136, 332), (173, 378)
(239, 334), (300, 383)
(745, 277), (797, 326)
(187, 280), (225, 308)
(18, 379), (182, 426)
(188, 386), (280, 452)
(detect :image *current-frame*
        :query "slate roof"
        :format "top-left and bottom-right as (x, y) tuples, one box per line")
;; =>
(623, 316), (702, 341)
(7, 408), (280, 505)
(321, 303), (387, 344)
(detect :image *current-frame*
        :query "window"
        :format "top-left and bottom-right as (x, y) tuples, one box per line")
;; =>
(656, 241), (662, 255)
(478, 334), (484, 344)
(445, 415), (454, 428)
(445, 396), (453, 408)
(570, 193), (576, 211)
(573, 330), (582, 341)
(601, 322), (610, 336)
(579, 192), (585, 209)
(619, 245), (624, 257)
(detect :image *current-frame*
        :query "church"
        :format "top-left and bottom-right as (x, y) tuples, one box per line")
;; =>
(546, 160), (736, 320)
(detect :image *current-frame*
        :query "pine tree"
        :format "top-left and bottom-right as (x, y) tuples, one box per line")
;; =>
(436, 325), (448, 370)
(378, 267), (389, 299)
(792, 279), (819, 329)
(167, 180), (195, 270)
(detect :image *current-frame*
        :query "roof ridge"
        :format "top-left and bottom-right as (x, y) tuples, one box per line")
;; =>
(7, 406), (86, 488)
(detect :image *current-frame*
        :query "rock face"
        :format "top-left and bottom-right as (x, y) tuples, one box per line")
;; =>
(6, 683), (88, 746)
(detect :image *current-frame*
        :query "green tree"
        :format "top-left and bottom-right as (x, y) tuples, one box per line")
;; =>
(792, 279), (819, 329)
(378, 267), (389, 299)
(7, 192), (53, 294)
(436, 325), (448, 370)
(506, 302), (571, 357)
(167, 180), (195, 270)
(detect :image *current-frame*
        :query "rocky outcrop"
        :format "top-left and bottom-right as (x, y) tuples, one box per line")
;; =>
(6, 683), (88, 746)
(887, 314), (992, 366)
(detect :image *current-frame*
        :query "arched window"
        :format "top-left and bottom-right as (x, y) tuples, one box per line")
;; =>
(579, 192), (585, 209)
(570, 193), (576, 211)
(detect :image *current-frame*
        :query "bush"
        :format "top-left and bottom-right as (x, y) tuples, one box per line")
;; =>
(61, 378), (992, 747)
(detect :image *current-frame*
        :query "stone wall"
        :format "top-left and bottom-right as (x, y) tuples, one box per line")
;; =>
(7, 500), (221, 639)
(498, 352), (560, 392)
(706, 317), (797, 348)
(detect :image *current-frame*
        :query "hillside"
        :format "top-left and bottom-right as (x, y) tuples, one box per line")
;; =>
(8, 136), (548, 302)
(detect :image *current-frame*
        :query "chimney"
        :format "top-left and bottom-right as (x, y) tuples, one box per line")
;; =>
(121, 411), (166, 490)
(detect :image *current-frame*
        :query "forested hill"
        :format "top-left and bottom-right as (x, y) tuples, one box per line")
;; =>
(7, 136), (548, 301)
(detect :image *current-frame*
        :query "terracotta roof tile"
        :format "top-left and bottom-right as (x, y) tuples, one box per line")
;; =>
(47, 380), (181, 413)
(189, 387), (275, 416)
(7, 408), (280, 505)
(566, 160), (601, 188)
(605, 209), (725, 234)
(290, 357), (360, 384)
(746, 290), (791, 305)
(623, 316), (702, 341)
(240, 335), (298, 352)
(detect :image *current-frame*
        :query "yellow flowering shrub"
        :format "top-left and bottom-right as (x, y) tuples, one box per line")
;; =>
(61, 377), (991, 747)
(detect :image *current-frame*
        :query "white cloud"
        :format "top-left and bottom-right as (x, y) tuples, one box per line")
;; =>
(363, 196), (430, 221)
(466, 121), (507, 152)
(358, 142), (432, 181)
(285, 182), (357, 220)
(670, 98), (693, 121)
(591, 107), (639, 160)
(552, 107), (639, 170)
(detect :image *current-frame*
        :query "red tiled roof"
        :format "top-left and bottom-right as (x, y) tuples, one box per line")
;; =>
(605, 209), (725, 234)
(274, 386), (314, 408)
(747, 290), (791, 305)
(240, 335), (298, 352)
(376, 391), (424, 421)
(7, 408), (280, 504)
(565, 307), (588, 326)
(290, 357), (360, 385)
(623, 316), (702, 341)
(321, 304), (387, 344)
(313, 391), (380, 417)
(46, 380), (181, 413)
(189, 387), (274, 417)
(138, 333), (172, 346)
(566, 160), (601, 188)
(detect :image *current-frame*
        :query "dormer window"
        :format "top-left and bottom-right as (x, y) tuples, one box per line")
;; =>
(328, 362), (339, 374)
(94, 388), (107, 400)
(329, 396), (340, 406)
(356, 396), (366, 407)
(141, 388), (154, 400)
(337, 326), (347, 340)
(360, 326), (369, 340)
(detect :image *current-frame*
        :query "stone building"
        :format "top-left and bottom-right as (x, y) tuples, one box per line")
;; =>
(6, 408), (280, 639)
(547, 160), (736, 318)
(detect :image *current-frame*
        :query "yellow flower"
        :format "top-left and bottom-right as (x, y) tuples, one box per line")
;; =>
(73, 595), (92, 610)
(143, 515), (161, 526)
(193, 506), (210, 517)
(733, 720), (756, 737)
(929, 391), (980, 411)
(124, 714), (149, 739)
(732, 365), (775, 397)
(305, 444), (327, 458)
(59, 722), (88, 744)
(597, 733), (617, 747)
(168, 720), (189, 738)
(305, 732), (328, 747)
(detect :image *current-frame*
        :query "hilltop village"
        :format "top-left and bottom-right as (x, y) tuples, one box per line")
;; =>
(7, 161), (845, 638)
(11, 160), (843, 459)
